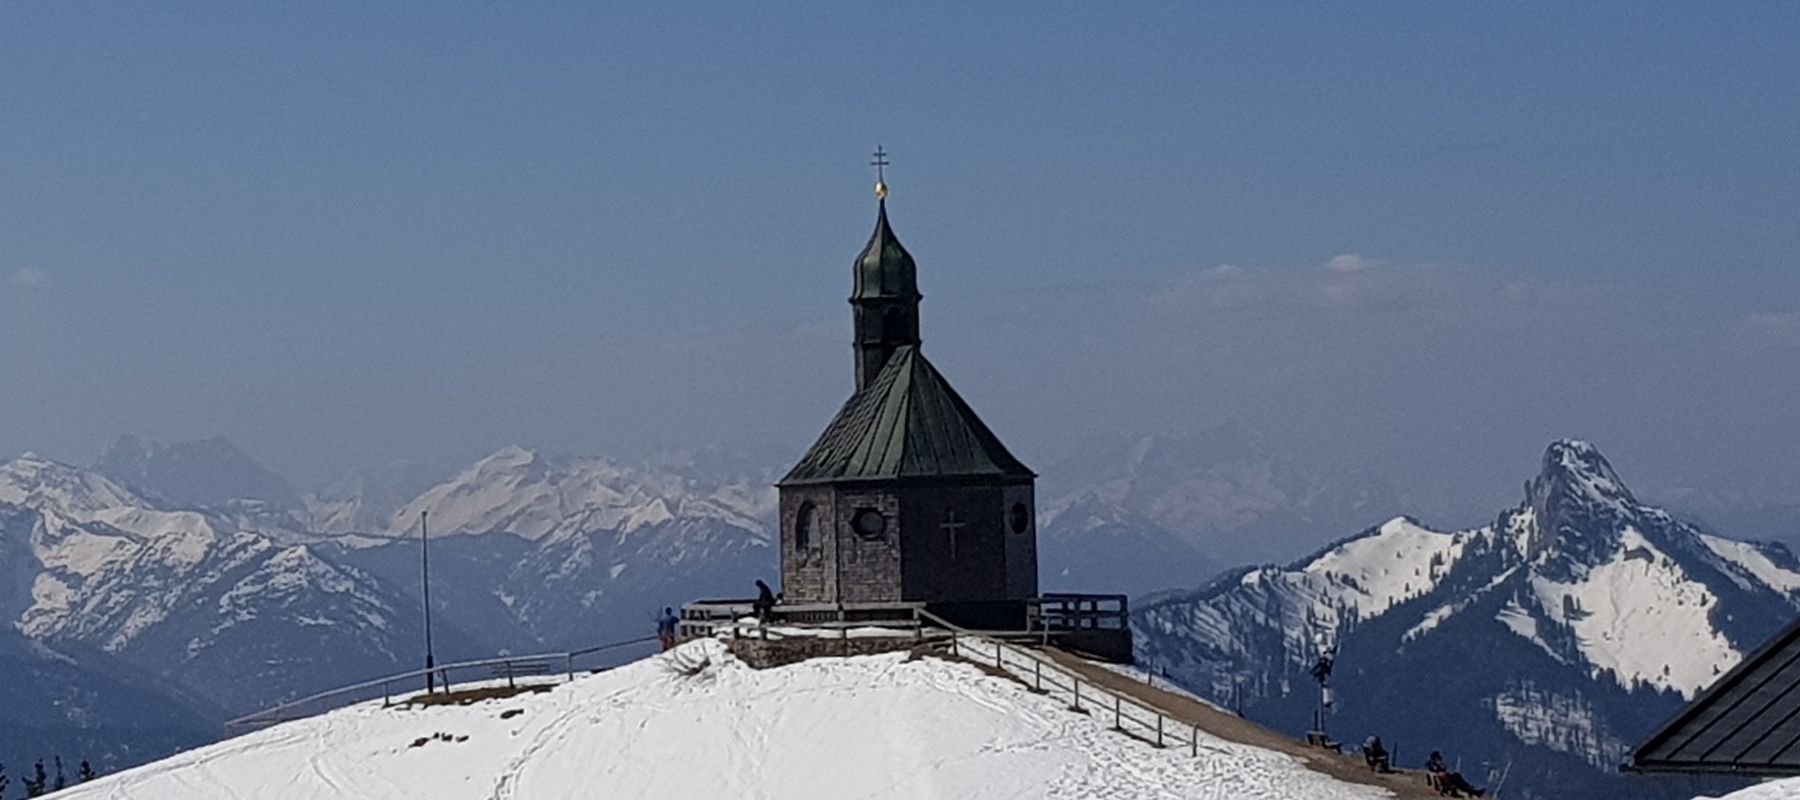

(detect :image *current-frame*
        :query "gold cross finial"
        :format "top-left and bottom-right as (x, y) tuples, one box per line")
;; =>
(870, 146), (890, 200)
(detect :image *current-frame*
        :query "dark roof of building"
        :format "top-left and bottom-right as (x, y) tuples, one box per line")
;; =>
(1629, 615), (1800, 776)
(852, 200), (919, 302)
(780, 345), (1033, 486)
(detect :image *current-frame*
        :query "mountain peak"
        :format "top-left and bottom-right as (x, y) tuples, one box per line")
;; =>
(476, 444), (537, 469)
(1539, 439), (1634, 504)
(95, 434), (300, 509)
(1521, 439), (1641, 569)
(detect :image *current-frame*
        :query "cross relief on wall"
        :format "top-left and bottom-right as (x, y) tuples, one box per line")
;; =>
(940, 510), (967, 559)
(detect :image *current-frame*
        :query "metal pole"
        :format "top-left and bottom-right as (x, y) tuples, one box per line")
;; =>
(1114, 695), (1122, 730)
(421, 511), (437, 694)
(1156, 714), (1164, 748)
(1072, 679), (1082, 712)
(1034, 659), (1042, 692)
(1192, 724), (1199, 757)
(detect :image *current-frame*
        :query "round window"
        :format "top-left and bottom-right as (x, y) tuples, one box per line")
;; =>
(851, 508), (887, 538)
(1009, 502), (1030, 534)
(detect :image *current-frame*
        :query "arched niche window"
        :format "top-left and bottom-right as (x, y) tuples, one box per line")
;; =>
(883, 306), (906, 339)
(795, 502), (817, 550)
(1009, 502), (1031, 534)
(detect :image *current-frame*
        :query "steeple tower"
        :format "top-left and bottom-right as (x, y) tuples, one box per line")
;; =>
(851, 146), (921, 389)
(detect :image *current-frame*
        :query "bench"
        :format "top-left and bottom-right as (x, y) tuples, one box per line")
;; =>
(1305, 730), (1343, 753)
(491, 658), (558, 689)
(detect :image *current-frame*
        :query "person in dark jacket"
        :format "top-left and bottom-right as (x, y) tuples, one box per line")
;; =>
(753, 580), (776, 621)
(657, 607), (680, 651)
(1425, 751), (1483, 797)
(1363, 735), (1391, 772)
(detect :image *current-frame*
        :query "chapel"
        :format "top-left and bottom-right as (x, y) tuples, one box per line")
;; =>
(776, 157), (1039, 612)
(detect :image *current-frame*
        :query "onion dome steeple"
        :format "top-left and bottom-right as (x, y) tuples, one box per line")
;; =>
(850, 146), (922, 389)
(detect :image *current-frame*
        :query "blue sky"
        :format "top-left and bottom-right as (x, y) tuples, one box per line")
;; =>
(2, 4), (1797, 516)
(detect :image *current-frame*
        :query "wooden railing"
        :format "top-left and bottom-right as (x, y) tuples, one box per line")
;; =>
(222, 636), (658, 735)
(1029, 593), (1130, 631)
(918, 609), (1232, 759)
(678, 600), (928, 640)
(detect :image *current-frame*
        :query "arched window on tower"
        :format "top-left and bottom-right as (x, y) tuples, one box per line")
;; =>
(795, 502), (817, 552)
(883, 306), (906, 340)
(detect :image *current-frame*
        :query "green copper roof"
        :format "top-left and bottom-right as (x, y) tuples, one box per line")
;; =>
(781, 345), (1034, 485)
(851, 200), (920, 302)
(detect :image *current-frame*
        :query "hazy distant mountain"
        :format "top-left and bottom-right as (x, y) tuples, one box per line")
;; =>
(304, 459), (441, 537)
(1036, 427), (1404, 590)
(1037, 494), (1219, 597)
(96, 435), (301, 510)
(1135, 441), (1784, 799)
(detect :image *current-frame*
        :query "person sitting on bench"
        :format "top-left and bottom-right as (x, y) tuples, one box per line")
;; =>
(1363, 735), (1391, 773)
(1425, 751), (1484, 797)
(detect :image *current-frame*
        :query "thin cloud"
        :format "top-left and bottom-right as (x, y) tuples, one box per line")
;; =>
(1740, 310), (1800, 349)
(7, 268), (50, 291)
(1157, 255), (1486, 318)
(1324, 254), (1382, 275)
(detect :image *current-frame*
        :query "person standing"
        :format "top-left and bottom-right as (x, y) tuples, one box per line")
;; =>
(657, 607), (680, 651)
(753, 580), (776, 622)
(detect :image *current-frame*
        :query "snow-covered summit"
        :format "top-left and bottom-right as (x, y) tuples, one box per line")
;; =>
(0, 452), (145, 518)
(60, 641), (1387, 800)
(1137, 440), (1800, 799)
(387, 445), (772, 544)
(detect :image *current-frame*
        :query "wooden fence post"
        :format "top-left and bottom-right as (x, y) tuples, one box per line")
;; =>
(566, 654), (575, 683)
(1156, 714), (1164, 748)
(1072, 679), (1082, 713)
(1192, 723), (1199, 758)
(995, 642), (1003, 670)
(1033, 659), (1042, 692)
(1114, 695), (1122, 731)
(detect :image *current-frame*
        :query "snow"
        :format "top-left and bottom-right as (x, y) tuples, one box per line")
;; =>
(1305, 517), (1468, 618)
(1406, 566), (1518, 641)
(1487, 682), (1628, 769)
(1495, 599), (1563, 663)
(387, 446), (770, 545)
(1698, 778), (1800, 800)
(63, 641), (1388, 800)
(1546, 439), (1636, 515)
(1531, 528), (1737, 697)
(1701, 535), (1800, 597)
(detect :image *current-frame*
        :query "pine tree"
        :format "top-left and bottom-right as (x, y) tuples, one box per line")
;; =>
(77, 761), (96, 783)
(22, 761), (44, 798)
(50, 758), (63, 792)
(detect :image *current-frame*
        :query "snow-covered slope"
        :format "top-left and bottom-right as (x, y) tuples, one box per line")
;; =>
(61, 641), (1386, 800)
(1137, 440), (1789, 800)
(1702, 778), (1800, 800)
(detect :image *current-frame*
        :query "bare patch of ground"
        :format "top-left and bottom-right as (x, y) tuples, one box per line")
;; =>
(402, 684), (554, 707)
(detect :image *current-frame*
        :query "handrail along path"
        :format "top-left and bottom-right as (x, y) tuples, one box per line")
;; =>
(223, 636), (658, 735)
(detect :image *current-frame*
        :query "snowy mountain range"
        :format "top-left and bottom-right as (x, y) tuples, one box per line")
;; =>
(1135, 440), (1792, 800)
(5, 432), (1786, 793)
